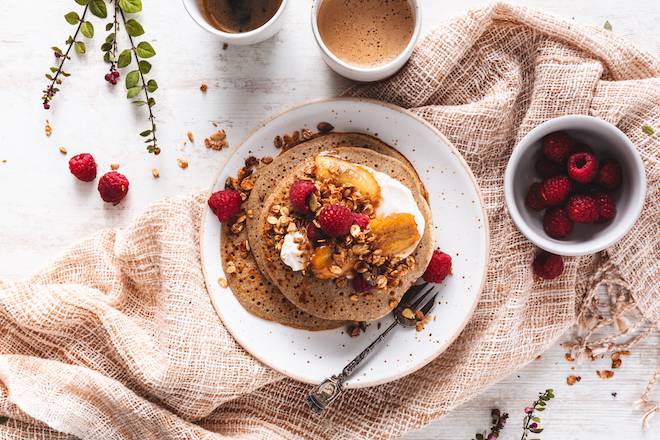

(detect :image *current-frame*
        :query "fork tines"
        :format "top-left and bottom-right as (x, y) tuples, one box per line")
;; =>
(400, 283), (438, 313)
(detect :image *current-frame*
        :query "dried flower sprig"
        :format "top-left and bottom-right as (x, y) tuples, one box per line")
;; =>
(474, 409), (509, 440)
(521, 389), (555, 440)
(41, 0), (160, 154)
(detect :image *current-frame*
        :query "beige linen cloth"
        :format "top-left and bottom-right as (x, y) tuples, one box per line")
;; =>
(1, 3), (659, 439)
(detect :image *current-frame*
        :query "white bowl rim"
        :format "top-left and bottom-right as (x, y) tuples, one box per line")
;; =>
(181, 0), (288, 41)
(504, 115), (647, 257)
(310, 0), (422, 75)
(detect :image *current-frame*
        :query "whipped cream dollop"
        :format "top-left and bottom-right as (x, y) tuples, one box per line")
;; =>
(280, 231), (306, 271)
(362, 165), (425, 258)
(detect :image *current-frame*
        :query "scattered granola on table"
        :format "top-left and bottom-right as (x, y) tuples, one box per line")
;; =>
(205, 129), (228, 150)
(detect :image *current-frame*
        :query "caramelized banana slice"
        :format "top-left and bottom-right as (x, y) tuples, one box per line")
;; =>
(369, 213), (420, 256)
(310, 245), (355, 280)
(315, 155), (381, 204)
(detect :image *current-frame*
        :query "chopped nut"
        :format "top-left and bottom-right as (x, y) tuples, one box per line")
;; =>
(566, 375), (581, 385)
(240, 179), (254, 191)
(217, 276), (228, 288)
(261, 156), (273, 164)
(317, 121), (334, 133)
(177, 158), (189, 169)
(301, 128), (313, 140)
(376, 275), (388, 289)
(349, 325), (361, 337)
(242, 239), (250, 253)
(564, 352), (575, 362)
(350, 224), (361, 238)
(597, 370), (614, 379)
(401, 308), (415, 320)
(110, 163), (120, 170)
(611, 358), (622, 369)
(273, 135), (283, 149)
(287, 222), (298, 233)
(414, 310), (425, 320)
(225, 261), (236, 274)
(58, 146), (67, 155)
(44, 120), (52, 137)
(245, 156), (259, 168)
(204, 130), (228, 150)
(329, 265), (343, 275)
(187, 131), (194, 142)
(152, 168), (160, 178)
(200, 83), (208, 92)
(267, 216), (279, 225)
(349, 294), (359, 302)
(388, 299), (398, 309)
(230, 223), (244, 234)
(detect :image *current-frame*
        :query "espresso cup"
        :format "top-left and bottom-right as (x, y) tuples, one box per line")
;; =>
(182, 0), (289, 45)
(311, 0), (421, 82)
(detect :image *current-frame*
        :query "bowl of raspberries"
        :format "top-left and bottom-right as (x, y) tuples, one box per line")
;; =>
(505, 115), (646, 256)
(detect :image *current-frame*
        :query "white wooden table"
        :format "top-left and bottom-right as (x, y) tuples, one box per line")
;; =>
(0, 0), (658, 438)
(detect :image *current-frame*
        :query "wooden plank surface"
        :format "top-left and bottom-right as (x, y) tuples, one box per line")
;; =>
(0, 0), (658, 438)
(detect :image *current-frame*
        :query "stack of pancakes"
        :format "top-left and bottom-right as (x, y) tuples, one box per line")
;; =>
(221, 133), (434, 330)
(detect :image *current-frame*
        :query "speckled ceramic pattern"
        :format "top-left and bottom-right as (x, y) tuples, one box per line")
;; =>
(201, 98), (489, 388)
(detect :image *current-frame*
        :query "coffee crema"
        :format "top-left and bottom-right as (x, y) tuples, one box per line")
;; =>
(202, 0), (283, 33)
(317, 0), (414, 68)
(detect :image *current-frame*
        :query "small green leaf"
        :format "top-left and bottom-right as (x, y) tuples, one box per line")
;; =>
(604, 20), (612, 31)
(50, 67), (58, 73)
(75, 0), (89, 4)
(117, 49), (132, 68)
(52, 46), (63, 54)
(147, 97), (156, 107)
(125, 19), (144, 36)
(105, 33), (115, 43)
(81, 21), (94, 38)
(532, 417), (541, 423)
(125, 70), (140, 89)
(127, 87), (142, 99)
(642, 125), (654, 136)
(101, 42), (113, 51)
(140, 129), (152, 136)
(45, 74), (54, 80)
(64, 12), (80, 25)
(476, 434), (484, 440)
(66, 36), (74, 45)
(146, 79), (158, 92)
(536, 406), (545, 411)
(138, 60), (151, 74)
(136, 41), (155, 58)
(119, 0), (142, 13)
(133, 100), (148, 106)
(529, 428), (544, 434)
(74, 41), (86, 54)
(61, 71), (71, 77)
(89, 0), (108, 18)
(105, 22), (114, 31)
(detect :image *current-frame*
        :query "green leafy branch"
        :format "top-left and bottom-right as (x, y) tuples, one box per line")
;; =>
(521, 389), (555, 440)
(41, 0), (160, 154)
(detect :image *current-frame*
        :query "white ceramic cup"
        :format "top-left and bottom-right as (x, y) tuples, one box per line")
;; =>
(311, 0), (422, 82)
(504, 115), (647, 257)
(182, 0), (289, 45)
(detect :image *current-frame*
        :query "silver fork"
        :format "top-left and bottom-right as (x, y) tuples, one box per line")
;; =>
(306, 283), (438, 414)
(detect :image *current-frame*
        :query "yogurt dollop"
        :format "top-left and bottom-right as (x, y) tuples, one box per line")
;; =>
(280, 231), (306, 271)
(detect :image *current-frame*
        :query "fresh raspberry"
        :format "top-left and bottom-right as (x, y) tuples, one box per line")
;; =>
(593, 192), (617, 222)
(566, 195), (599, 223)
(306, 222), (326, 243)
(596, 159), (622, 190)
(352, 213), (370, 229)
(289, 180), (316, 214)
(540, 176), (571, 206)
(68, 153), (97, 182)
(567, 152), (598, 184)
(352, 274), (371, 293)
(422, 249), (453, 283)
(532, 251), (564, 280)
(208, 189), (242, 223)
(543, 207), (573, 238)
(542, 131), (575, 164)
(97, 171), (129, 205)
(318, 204), (353, 237)
(535, 157), (561, 179)
(525, 182), (546, 211)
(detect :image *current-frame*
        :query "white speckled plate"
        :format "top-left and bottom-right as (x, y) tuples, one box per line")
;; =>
(201, 98), (488, 388)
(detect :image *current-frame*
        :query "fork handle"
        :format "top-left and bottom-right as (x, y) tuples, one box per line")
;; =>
(306, 320), (398, 414)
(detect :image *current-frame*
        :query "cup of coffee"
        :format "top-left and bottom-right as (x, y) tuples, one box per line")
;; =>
(182, 0), (289, 45)
(311, 0), (421, 82)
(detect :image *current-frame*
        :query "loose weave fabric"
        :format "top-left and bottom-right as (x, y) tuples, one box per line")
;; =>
(1, 3), (658, 439)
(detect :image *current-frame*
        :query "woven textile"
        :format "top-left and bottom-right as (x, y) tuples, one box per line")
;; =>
(1, 3), (658, 439)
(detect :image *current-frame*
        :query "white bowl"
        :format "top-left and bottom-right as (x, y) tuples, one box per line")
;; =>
(310, 0), (422, 82)
(504, 115), (646, 257)
(181, 0), (288, 45)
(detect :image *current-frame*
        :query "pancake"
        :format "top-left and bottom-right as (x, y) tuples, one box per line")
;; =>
(221, 164), (345, 330)
(247, 147), (434, 322)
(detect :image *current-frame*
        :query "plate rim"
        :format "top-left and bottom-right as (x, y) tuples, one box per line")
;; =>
(200, 97), (490, 388)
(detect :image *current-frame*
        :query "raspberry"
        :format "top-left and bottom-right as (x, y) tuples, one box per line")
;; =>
(97, 171), (129, 205)
(306, 222), (326, 243)
(596, 159), (622, 190)
(567, 152), (598, 184)
(593, 192), (617, 222)
(532, 251), (564, 280)
(543, 207), (573, 238)
(540, 176), (571, 206)
(542, 131), (575, 164)
(525, 182), (545, 211)
(208, 189), (242, 223)
(422, 249), (452, 283)
(68, 153), (97, 182)
(289, 180), (316, 214)
(566, 195), (599, 223)
(535, 157), (562, 179)
(318, 204), (353, 237)
(352, 213), (370, 229)
(352, 274), (371, 293)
